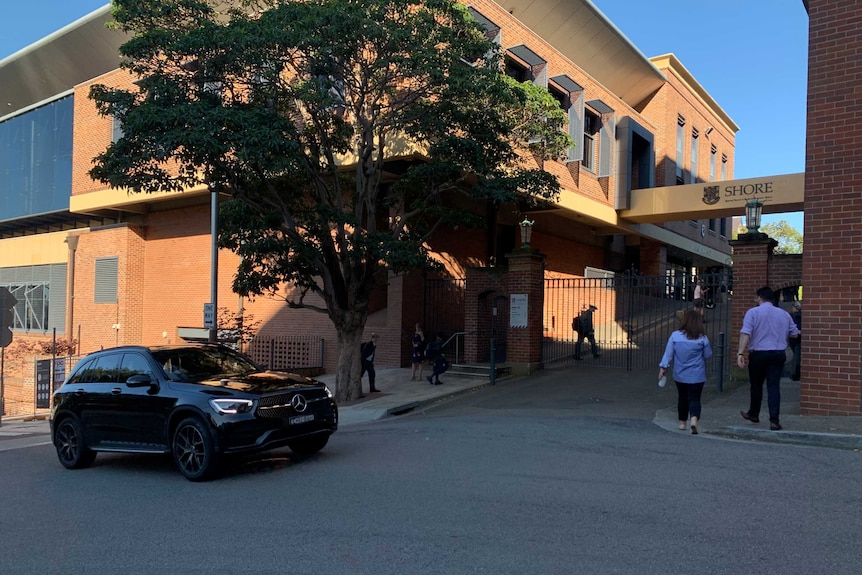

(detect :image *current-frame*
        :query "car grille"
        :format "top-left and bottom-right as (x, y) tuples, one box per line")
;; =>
(255, 391), (328, 419)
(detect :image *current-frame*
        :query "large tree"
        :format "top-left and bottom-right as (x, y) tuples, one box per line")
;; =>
(90, 0), (570, 401)
(760, 220), (803, 254)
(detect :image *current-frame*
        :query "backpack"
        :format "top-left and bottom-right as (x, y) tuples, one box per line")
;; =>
(572, 316), (582, 333)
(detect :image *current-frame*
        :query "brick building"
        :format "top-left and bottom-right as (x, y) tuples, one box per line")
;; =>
(0, 2), (737, 388)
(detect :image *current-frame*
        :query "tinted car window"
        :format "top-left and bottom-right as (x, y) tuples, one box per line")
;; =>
(119, 353), (155, 383)
(66, 357), (95, 386)
(152, 347), (259, 382)
(81, 354), (121, 383)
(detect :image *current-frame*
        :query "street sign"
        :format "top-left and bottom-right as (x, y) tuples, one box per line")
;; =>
(203, 303), (215, 329)
(0, 286), (17, 348)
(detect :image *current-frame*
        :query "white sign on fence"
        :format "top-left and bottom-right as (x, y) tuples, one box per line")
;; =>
(510, 294), (528, 328)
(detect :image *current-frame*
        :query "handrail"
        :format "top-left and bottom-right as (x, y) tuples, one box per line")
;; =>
(442, 331), (466, 364)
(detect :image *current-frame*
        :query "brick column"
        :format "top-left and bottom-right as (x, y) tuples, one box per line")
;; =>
(804, 0), (862, 415)
(464, 266), (506, 364)
(639, 239), (667, 278)
(504, 248), (545, 375)
(728, 234), (777, 359)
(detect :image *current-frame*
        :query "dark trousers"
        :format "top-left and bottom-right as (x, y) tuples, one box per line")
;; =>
(361, 360), (376, 391)
(747, 350), (786, 423)
(574, 333), (599, 359)
(789, 342), (801, 381)
(676, 382), (705, 420)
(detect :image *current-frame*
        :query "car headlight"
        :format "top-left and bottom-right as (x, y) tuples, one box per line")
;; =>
(209, 398), (255, 414)
(324, 385), (333, 398)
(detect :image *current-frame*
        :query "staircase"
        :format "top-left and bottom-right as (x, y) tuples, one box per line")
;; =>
(447, 363), (512, 381)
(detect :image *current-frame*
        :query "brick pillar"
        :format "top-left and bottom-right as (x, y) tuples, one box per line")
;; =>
(804, 0), (862, 415)
(504, 248), (545, 375)
(639, 239), (666, 278)
(728, 234), (777, 360)
(464, 266), (506, 364)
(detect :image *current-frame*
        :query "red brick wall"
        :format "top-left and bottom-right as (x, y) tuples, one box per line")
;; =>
(803, 0), (862, 415)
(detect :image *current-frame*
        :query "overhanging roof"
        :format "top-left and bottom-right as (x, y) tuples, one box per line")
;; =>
(2, 1), (666, 115)
(0, 5), (127, 119)
(500, 0), (667, 106)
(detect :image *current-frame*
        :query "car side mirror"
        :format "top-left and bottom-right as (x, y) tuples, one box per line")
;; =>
(126, 374), (155, 388)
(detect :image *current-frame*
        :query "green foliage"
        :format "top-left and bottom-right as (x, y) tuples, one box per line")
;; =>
(90, 0), (571, 399)
(760, 220), (803, 254)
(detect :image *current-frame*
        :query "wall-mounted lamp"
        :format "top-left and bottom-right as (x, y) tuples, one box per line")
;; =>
(519, 217), (535, 247)
(744, 198), (763, 234)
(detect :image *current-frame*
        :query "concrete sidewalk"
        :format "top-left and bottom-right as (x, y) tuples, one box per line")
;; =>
(3, 366), (861, 451)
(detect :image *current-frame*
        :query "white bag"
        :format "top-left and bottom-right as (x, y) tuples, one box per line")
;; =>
(658, 375), (667, 388)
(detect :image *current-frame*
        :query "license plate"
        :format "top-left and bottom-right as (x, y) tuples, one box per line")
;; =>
(289, 414), (315, 425)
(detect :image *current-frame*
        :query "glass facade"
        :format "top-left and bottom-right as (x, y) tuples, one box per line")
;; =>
(0, 95), (73, 221)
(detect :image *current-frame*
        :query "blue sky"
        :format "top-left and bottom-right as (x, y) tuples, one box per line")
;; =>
(1, 0), (808, 231)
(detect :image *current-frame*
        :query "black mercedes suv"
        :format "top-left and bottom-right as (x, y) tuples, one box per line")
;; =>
(50, 344), (338, 481)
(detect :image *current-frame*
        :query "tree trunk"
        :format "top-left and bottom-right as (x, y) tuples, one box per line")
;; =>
(334, 326), (365, 403)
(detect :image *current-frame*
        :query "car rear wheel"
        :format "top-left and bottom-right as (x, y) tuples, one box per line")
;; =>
(172, 417), (218, 481)
(54, 417), (97, 470)
(287, 434), (329, 457)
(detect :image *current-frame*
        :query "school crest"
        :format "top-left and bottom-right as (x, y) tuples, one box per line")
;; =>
(702, 185), (720, 205)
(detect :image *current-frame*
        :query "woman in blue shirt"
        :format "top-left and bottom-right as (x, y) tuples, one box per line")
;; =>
(659, 309), (713, 435)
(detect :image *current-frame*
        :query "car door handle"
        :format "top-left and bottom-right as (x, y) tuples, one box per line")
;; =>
(74, 389), (86, 395)
(111, 388), (123, 395)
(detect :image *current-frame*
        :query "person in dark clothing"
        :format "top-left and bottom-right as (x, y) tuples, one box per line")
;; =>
(361, 333), (380, 393)
(425, 333), (448, 385)
(789, 302), (802, 381)
(574, 305), (600, 360)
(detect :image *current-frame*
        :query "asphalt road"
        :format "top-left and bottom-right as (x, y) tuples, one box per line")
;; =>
(2, 376), (861, 575)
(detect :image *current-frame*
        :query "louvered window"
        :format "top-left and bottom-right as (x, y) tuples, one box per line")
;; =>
(94, 257), (119, 304)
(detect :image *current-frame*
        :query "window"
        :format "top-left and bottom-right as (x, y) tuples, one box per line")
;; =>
(504, 57), (530, 82)
(690, 128), (699, 184)
(709, 144), (717, 181)
(675, 115), (685, 184)
(550, 75), (584, 163)
(0, 263), (67, 333)
(95, 257), (119, 304)
(79, 354), (121, 384)
(3, 283), (48, 331)
(505, 45), (547, 87)
(721, 154), (727, 181)
(111, 114), (124, 143)
(119, 353), (155, 383)
(583, 111), (598, 171)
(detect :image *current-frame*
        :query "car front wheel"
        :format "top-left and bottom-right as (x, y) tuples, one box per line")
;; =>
(54, 417), (97, 470)
(172, 417), (218, 481)
(287, 434), (329, 457)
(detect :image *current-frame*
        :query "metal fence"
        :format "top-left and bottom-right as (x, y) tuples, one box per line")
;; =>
(423, 277), (466, 342)
(246, 335), (324, 373)
(543, 271), (732, 375)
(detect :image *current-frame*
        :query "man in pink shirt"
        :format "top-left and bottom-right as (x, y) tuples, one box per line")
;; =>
(736, 287), (800, 430)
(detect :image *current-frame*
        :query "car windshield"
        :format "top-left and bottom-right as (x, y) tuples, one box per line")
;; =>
(151, 347), (260, 382)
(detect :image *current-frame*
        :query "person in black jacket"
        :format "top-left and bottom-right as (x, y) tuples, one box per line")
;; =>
(574, 305), (601, 360)
(361, 333), (380, 393)
(789, 302), (802, 381)
(425, 333), (448, 385)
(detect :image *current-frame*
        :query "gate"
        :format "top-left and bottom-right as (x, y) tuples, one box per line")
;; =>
(423, 277), (466, 341)
(543, 271), (731, 375)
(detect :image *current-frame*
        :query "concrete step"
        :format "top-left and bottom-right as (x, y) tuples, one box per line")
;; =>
(447, 363), (512, 380)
